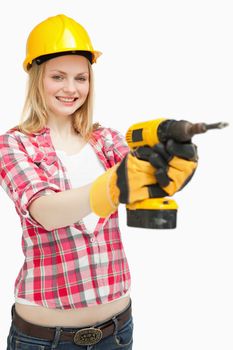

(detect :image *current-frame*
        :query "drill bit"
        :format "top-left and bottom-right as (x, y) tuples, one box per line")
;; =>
(162, 120), (229, 142)
(189, 121), (229, 138)
(204, 122), (229, 130)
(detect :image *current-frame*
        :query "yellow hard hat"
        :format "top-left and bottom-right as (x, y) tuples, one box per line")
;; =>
(23, 14), (102, 71)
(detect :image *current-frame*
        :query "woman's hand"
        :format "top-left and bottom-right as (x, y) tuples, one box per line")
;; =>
(89, 140), (198, 218)
(134, 140), (198, 197)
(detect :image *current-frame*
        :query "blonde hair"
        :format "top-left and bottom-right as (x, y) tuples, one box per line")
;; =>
(17, 59), (99, 140)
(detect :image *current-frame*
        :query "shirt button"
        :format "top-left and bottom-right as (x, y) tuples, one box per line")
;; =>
(90, 237), (95, 243)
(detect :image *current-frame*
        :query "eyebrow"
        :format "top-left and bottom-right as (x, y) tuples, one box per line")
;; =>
(49, 70), (89, 75)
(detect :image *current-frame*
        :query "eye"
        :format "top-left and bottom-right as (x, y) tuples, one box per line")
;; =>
(51, 75), (64, 81)
(75, 76), (88, 82)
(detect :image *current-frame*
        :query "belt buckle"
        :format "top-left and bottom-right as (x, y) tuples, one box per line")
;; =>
(74, 327), (103, 346)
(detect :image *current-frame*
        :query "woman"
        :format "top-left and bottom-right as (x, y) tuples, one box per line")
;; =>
(0, 14), (197, 349)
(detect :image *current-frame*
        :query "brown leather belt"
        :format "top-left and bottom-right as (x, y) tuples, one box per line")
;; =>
(12, 302), (132, 346)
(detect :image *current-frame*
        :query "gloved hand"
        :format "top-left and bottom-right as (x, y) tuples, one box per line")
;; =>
(90, 152), (160, 217)
(134, 139), (198, 197)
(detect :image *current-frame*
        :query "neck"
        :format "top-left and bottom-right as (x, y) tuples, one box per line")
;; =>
(47, 115), (78, 139)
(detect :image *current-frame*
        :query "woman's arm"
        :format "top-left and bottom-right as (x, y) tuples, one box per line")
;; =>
(0, 133), (95, 231)
(29, 184), (92, 231)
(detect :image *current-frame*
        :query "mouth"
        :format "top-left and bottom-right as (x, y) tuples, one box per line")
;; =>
(56, 97), (78, 103)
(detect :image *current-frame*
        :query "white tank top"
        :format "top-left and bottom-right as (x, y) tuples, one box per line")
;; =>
(56, 142), (105, 233)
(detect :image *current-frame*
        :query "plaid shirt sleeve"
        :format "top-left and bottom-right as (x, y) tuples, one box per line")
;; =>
(0, 133), (61, 227)
(108, 128), (130, 163)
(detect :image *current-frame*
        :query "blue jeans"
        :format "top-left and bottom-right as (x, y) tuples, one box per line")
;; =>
(7, 317), (133, 350)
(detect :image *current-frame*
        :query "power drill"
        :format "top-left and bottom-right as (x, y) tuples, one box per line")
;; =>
(125, 118), (228, 229)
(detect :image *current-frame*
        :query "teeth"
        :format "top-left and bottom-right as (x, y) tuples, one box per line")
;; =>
(58, 97), (76, 102)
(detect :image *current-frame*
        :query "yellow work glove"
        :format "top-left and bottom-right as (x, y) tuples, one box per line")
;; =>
(134, 139), (198, 197)
(90, 152), (158, 217)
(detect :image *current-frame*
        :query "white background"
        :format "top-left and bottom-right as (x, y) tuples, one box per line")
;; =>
(0, 0), (232, 349)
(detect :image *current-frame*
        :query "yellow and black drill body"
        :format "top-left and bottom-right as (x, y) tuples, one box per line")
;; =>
(125, 118), (228, 229)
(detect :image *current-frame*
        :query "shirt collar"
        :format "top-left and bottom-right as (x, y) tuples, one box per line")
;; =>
(32, 127), (50, 136)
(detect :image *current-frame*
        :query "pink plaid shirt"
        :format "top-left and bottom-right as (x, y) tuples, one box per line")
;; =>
(0, 125), (131, 309)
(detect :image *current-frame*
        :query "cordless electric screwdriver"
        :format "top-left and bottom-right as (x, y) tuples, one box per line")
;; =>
(125, 118), (228, 229)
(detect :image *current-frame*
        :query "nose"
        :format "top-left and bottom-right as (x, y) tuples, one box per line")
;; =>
(63, 78), (77, 94)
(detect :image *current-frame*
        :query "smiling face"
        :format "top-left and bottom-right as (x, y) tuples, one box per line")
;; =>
(42, 55), (90, 119)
